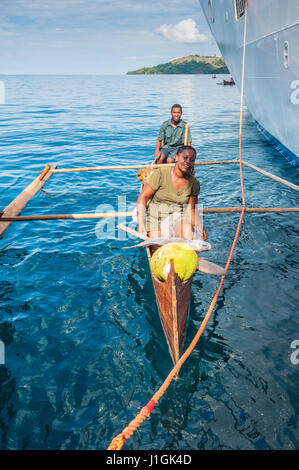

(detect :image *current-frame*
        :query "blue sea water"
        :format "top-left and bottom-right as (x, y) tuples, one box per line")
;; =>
(0, 74), (298, 450)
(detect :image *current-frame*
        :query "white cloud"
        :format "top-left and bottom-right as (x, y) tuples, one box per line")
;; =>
(156, 18), (209, 43)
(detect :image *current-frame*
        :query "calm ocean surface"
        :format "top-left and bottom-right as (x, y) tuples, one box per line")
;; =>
(0, 75), (298, 450)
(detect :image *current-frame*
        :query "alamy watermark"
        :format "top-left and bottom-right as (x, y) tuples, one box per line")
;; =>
(290, 80), (299, 105)
(94, 196), (204, 240)
(0, 340), (4, 365)
(95, 196), (130, 240)
(0, 80), (5, 105)
(290, 340), (299, 365)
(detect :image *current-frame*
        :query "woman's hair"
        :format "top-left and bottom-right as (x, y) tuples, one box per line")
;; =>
(177, 145), (197, 158)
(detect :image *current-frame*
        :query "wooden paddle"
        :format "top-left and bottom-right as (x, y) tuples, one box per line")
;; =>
(197, 258), (226, 276)
(117, 223), (148, 241)
(184, 123), (189, 145)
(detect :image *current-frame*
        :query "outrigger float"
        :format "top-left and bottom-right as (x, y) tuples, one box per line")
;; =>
(0, 160), (298, 367)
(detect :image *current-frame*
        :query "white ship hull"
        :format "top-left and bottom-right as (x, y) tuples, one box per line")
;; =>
(199, 0), (299, 167)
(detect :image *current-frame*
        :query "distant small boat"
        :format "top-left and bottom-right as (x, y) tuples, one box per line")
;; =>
(211, 74), (216, 78)
(217, 77), (235, 86)
(223, 78), (235, 85)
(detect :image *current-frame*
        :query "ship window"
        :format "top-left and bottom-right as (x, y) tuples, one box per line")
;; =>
(208, 0), (215, 23)
(235, 0), (246, 20)
(284, 41), (289, 68)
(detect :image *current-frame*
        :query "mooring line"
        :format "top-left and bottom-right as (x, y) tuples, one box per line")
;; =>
(107, 1), (249, 451)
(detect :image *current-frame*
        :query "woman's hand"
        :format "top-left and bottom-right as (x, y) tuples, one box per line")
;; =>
(137, 224), (147, 237)
(197, 227), (207, 241)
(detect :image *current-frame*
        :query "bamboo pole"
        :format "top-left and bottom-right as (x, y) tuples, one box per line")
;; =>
(51, 160), (240, 173)
(1, 207), (298, 223)
(184, 124), (189, 145)
(0, 164), (57, 236)
(204, 207), (299, 213)
(242, 161), (299, 191)
(51, 159), (299, 193)
(0, 211), (133, 222)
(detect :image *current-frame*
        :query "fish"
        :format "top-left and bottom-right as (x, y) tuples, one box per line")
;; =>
(123, 237), (212, 253)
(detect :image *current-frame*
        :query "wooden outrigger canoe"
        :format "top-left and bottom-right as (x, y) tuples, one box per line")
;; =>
(145, 245), (193, 366)
(136, 152), (194, 366)
(134, 149), (223, 367)
(136, 166), (193, 366)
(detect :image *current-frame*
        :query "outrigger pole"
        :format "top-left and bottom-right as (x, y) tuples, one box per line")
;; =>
(51, 159), (239, 172)
(51, 160), (299, 192)
(0, 160), (298, 237)
(0, 207), (298, 223)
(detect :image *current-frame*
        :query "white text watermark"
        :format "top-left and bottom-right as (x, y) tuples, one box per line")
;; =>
(94, 196), (204, 240)
(0, 340), (4, 365)
(290, 340), (299, 365)
(290, 80), (299, 105)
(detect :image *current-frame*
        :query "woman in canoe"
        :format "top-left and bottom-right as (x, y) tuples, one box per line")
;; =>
(137, 145), (206, 240)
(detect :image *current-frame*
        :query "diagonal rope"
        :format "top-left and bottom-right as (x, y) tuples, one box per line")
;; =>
(107, 0), (249, 451)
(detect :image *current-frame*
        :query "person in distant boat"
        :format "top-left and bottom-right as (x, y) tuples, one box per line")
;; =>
(154, 104), (192, 164)
(137, 145), (206, 240)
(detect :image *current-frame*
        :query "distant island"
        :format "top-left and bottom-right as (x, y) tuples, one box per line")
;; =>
(127, 55), (230, 75)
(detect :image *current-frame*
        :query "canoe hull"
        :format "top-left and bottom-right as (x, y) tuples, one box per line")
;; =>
(146, 247), (192, 365)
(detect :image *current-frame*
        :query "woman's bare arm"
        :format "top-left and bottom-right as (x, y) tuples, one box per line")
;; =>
(186, 195), (207, 240)
(136, 183), (155, 235)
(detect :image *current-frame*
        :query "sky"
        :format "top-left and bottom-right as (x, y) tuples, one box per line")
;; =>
(0, 0), (220, 74)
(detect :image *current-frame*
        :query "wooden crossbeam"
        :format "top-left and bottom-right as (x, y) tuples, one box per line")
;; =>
(51, 159), (239, 173)
(50, 159), (299, 192)
(1, 207), (298, 224)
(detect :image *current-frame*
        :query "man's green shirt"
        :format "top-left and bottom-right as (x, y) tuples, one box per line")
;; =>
(158, 119), (192, 149)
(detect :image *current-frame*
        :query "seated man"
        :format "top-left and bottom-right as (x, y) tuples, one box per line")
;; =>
(154, 104), (192, 164)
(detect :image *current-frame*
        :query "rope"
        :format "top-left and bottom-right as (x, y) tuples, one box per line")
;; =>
(108, 1), (249, 451)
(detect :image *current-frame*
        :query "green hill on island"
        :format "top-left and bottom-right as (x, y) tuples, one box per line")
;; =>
(127, 55), (230, 75)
